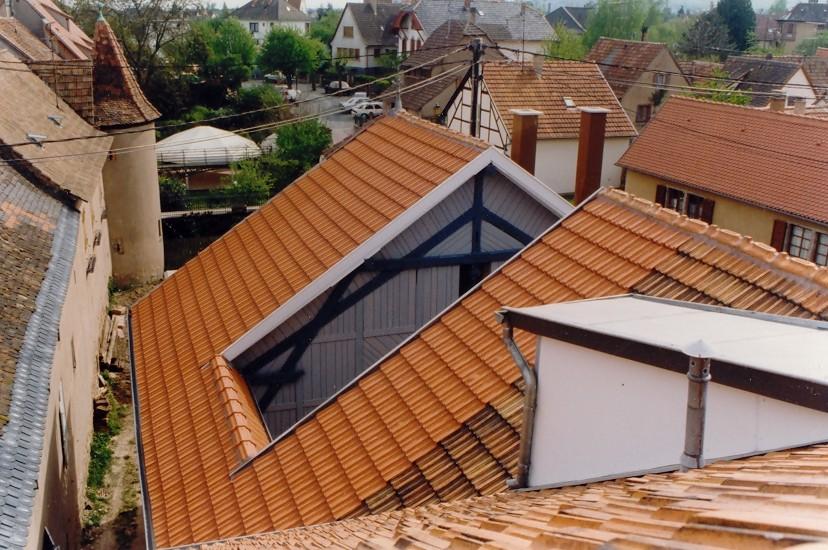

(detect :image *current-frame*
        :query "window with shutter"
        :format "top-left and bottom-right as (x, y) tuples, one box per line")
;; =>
(787, 225), (814, 259)
(770, 219), (789, 251)
(654, 185), (667, 206)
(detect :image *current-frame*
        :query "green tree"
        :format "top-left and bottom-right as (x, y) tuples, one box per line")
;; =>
(768, 0), (787, 15)
(678, 11), (734, 58)
(687, 68), (749, 104)
(796, 31), (828, 55)
(193, 17), (258, 91)
(259, 28), (321, 86)
(544, 23), (587, 60)
(716, 0), (755, 51)
(309, 7), (342, 44)
(647, 15), (696, 50)
(582, 0), (665, 48)
(275, 120), (332, 170)
(223, 159), (271, 205)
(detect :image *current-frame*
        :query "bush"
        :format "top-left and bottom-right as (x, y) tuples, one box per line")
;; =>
(223, 159), (271, 205)
(159, 176), (188, 211)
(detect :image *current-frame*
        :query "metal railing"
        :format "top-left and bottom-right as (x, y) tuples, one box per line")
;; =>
(160, 190), (270, 213)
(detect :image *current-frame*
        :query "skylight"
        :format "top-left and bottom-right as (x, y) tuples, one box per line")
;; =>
(563, 97), (576, 108)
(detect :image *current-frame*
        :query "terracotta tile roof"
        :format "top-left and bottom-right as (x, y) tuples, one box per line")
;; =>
(0, 51), (111, 202)
(617, 96), (828, 226)
(26, 0), (93, 60)
(585, 37), (672, 98)
(0, 17), (52, 61)
(232, 0), (311, 22)
(203, 443), (828, 549)
(678, 60), (723, 85)
(134, 179), (828, 547)
(93, 16), (160, 127)
(131, 112), (492, 546)
(482, 60), (637, 139)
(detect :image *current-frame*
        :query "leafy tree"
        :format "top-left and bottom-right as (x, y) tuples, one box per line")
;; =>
(687, 68), (749, 104)
(678, 11), (734, 58)
(768, 0), (787, 15)
(275, 120), (332, 170)
(259, 28), (323, 86)
(192, 17), (257, 91)
(544, 23), (587, 60)
(796, 31), (828, 55)
(223, 159), (271, 205)
(309, 7), (342, 44)
(159, 176), (188, 211)
(716, 0), (755, 51)
(582, 0), (666, 48)
(647, 15), (696, 50)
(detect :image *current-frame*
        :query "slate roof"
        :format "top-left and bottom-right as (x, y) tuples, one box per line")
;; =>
(0, 164), (76, 548)
(0, 51), (112, 202)
(618, 96), (828, 227)
(780, 1), (828, 22)
(585, 37), (673, 98)
(93, 16), (160, 128)
(545, 5), (592, 33)
(133, 180), (828, 547)
(204, 443), (828, 549)
(481, 60), (637, 139)
(0, 17), (52, 61)
(722, 56), (804, 107)
(343, 2), (401, 46)
(410, 0), (555, 42)
(232, 0), (311, 22)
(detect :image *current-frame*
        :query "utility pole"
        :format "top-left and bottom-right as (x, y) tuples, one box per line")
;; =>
(469, 38), (484, 138)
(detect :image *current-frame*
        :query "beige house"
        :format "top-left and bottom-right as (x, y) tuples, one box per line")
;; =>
(586, 37), (689, 128)
(0, 51), (112, 549)
(777, 1), (828, 54)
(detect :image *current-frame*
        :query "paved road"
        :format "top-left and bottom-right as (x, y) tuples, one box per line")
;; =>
(294, 83), (357, 145)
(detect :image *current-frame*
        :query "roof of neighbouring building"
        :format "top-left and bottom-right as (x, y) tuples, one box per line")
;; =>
(678, 59), (723, 84)
(342, 2), (402, 46)
(93, 15), (160, 128)
(585, 37), (677, 98)
(481, 59), (637, 139)
(0, 51), (111, 202)
(409, 0), (555, 42)
(232, 0), (311, 22)
(132, 177), (828, 546)
(19, 0), (93, 59)
(0, 17), (52, 60)
(202, 443), (828, 549)
(155, 126), (261, 167)
(722, 56), (805, 107)
(618, 96), (828, 226)
(0, 164), (77, 548)
(755, 13), (780, 42)
(545, 5), (592, 33)
(779, 1), (828, 22)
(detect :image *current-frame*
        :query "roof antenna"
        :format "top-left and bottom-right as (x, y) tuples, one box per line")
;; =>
(393, 74), (403, 114)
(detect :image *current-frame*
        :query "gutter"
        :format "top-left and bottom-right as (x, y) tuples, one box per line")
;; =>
(127, 310), (155, 549)
(496, 310), (537, 490)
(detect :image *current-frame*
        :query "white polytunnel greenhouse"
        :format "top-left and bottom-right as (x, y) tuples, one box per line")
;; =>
(156, 126), (262, 167)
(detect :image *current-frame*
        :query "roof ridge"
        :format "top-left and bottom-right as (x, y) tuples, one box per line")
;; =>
(596, 36), (667, 46)
(394, 110), (491, 151)
(604, 189), (828, 289)
(668, 95), (828, 125)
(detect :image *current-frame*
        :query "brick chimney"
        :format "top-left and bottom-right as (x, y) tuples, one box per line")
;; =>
(769, 96), (786, 112)
(574, 107), (609, 204)
(532, 53), (544, 78)
(509, 109), (542, 174)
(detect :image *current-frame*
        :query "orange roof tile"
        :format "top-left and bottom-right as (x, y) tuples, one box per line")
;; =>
(585, 37), (675, 98)
(482, 60), (637, 139)
(134, 179), (828, 547)
(617, 96), (828, 226)
(202, 443), (828, 549)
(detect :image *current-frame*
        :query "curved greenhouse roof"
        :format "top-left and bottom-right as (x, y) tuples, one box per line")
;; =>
(156, 126), (261, 167)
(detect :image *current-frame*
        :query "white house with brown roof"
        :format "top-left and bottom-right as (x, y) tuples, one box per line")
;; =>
(233, 0), (311, 45)
(330, 1), (402, 71)
(444, 59), (637, 195)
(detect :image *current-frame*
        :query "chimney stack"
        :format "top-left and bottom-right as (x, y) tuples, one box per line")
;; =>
(532, 52), (544, 78)
(509, 109), (542, 175)
(793, 97), (806, 115)
(574, 107), (609, 204)
(769, 96), (786, 112)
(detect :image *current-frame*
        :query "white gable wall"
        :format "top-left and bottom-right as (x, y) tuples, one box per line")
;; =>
(529, 337), (828, 488)
(783, 68), (818, 106)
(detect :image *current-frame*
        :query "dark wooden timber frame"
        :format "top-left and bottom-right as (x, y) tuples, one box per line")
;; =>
(245, 168), (534, 410)
(499, 303), (828, 414)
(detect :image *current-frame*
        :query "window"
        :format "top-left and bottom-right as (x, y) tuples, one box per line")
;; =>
(787, 224), (814, 259)
(664, 187), (684, 213)
(249, 21), (258, 33)
(635, 104), (652, 123)
(654, 72), (668, 89)
(784, 22), (795, 38)
(374, 47), (381, 58)
(685, 193), (704, 219)
(459, 263), (491, 295)
(786, 95), (803, 107)
(655, 185), (715, 223)
(815, 233), (828, 266)
(343, 25), (353, 38)
(336, 48), (360, 60)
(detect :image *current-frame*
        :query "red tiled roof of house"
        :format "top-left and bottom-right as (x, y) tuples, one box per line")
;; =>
(93, 16), (159, 127)
(618, 96), (828, 226)
(27, 0), (93, 60)
(0, 17), (52, 60)
(133, 177), (828, 546)
(482, 60), (637, 139)
(203, 443), (828, 549)
(585, 37), (672, 98)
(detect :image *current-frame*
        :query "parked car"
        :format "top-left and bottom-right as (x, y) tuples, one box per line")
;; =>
(264, 72), (286, 83)
(325, 80), (351, 94)
(340, 93), (369, 112)
(353, 101), (384, 124)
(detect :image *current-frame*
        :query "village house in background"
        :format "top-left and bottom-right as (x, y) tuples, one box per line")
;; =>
(620, 97), (828, 265)
(0, 52), (113, 550)
(722, 55), (818, 107)
(544, 5), (593, 34)
(233, 0), (311, 45)
(330, 1), (402, 72)
(586, 37), (689, 127)
(443, 58), (637, 194)
(776, 0), (828, 53)
(0, 0), (92, 59)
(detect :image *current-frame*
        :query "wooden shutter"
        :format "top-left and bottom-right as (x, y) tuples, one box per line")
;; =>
(654, 185), (667, 206)
(700, 198), (715, 224)
(770, 219), (788, 251)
